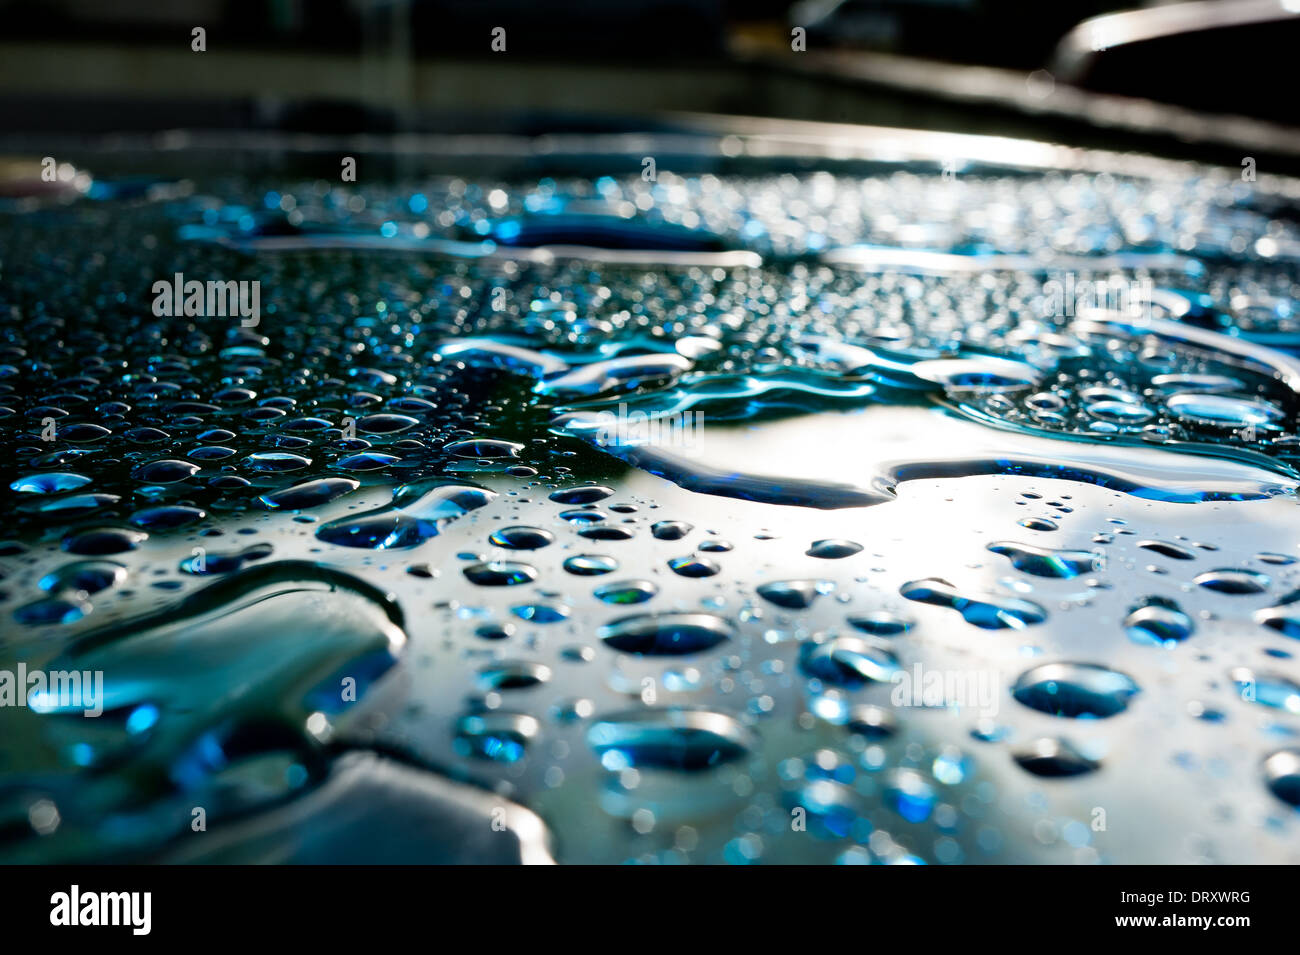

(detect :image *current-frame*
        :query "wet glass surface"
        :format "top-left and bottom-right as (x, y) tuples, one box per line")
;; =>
(2, 134), (1300, 863)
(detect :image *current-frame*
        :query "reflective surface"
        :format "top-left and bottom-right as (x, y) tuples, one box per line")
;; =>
(2, 130), (1300, 863)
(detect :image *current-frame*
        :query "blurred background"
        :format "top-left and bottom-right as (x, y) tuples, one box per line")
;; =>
(0, 0), (1296, 170)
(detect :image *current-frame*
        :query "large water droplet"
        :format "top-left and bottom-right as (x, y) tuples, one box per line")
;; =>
(806, 539), (863, 559)
(463, 562), (539, 587)
(757, 580), (829, 609)
(477, 661), (552, 691)
(651, 520), (693, 540)
(593, 579), (658, 605)
(356, 413), (418, 434)
(599, 612), (734, 656)
(1195, 568), (1270, 595)
(131, 459), (200, 484)
(587, 708), (753, 771)
(454, 711), (539, 762)
(799, 637), (902, 687)
(668, 555), (720, 578)
(1255, 591), (1300, 639)
(1230, 667), (1300, 712)
(245, 452), (312, 473)
(62, 527), (148, 556)
(445, 438), (523, 459)
(1166, 393), (1283, 428)
(1012, 662), (1140, 718)
(129, 505), (206, 530)
(846, 611), (913, 636)
(1136, 540), (1196, 561)
(489, 526), (555, 550)
(549, 485), (614, 504)
(11, 472), (91, 494)
(1013, 738), (1099, 777)
(1263, 749), (1300, 807)
(563, 554), (618, 576)
(900, 578), (1046, 629)
(987, 542), (1100, 578)
(39, 560), (127, 595)
(317, 480), (495, 550)
(1125, 597), (1195, 646)
(260, 478), (360, 510)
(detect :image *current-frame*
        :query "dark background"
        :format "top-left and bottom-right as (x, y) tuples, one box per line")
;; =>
(0, 0), (1296, 170)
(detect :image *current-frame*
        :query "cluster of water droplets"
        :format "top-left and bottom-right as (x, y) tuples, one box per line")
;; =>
(1, 145), (1299, 863)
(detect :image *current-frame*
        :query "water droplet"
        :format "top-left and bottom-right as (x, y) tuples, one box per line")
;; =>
(594, 579), (658, 604)
(1230, 667), (1300, 712)
(510, 602), (570, 624)
(668, 555), (720, 578)
(477, 661), (552, 691)
(180, 542), (273, 576)
(784, 779), (862, 838)
(39, 560), (127, 594)
(245, 452), (312, 473)
(14, 594), (93, 625)
(846, 611), (913, 636)
(651, 520), (693, 540)
(1137, 540), (1196, 560)
(587, 708), (753, 771)
(131, 459), (200, 484)
(62, 527), (148, 556)
(549, 485), (614, 504)
(1086, 399), (1153, 425)
(757, 579), (828, 609)
(11, 472), (91, 494)
(599, 612), (734, 656)
(900, 578), (1046, 629)
(987, 542), (1100, 578)
(580, 525), (635, 541)
(317, 480), (495, 550)
(1125, 597), (1195, 646)
(336, 452), (400, 471)
(129, 505), (206, 530)
(563, 554), (618, 576)
(463, 562), (539, 587)
(356, 413), (418, 434)
(1263, 749), (1300, 807)
(806, 539), (863, 559)
(910, 357), (1040, 393)
(1195, 568), (1270, 595)
(884, 768), (937, 822)
(445, 438), (522, 459)
(1166, 393), (1283, 428)
(261, 478), (360, 510)
(1018, 517), (1057, 531)
(559, 509), (607, 524)
(1013, 738), (1099, 777)
(846, 704), (897, 738)
(455, 711), (539, 762)
(799, 637), (902, 687)
(489, 526), (555, 550)
(1012, 662), (1140, 718)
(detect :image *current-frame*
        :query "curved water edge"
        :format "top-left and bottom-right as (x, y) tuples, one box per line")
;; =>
(554, 408), (1295, 510)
